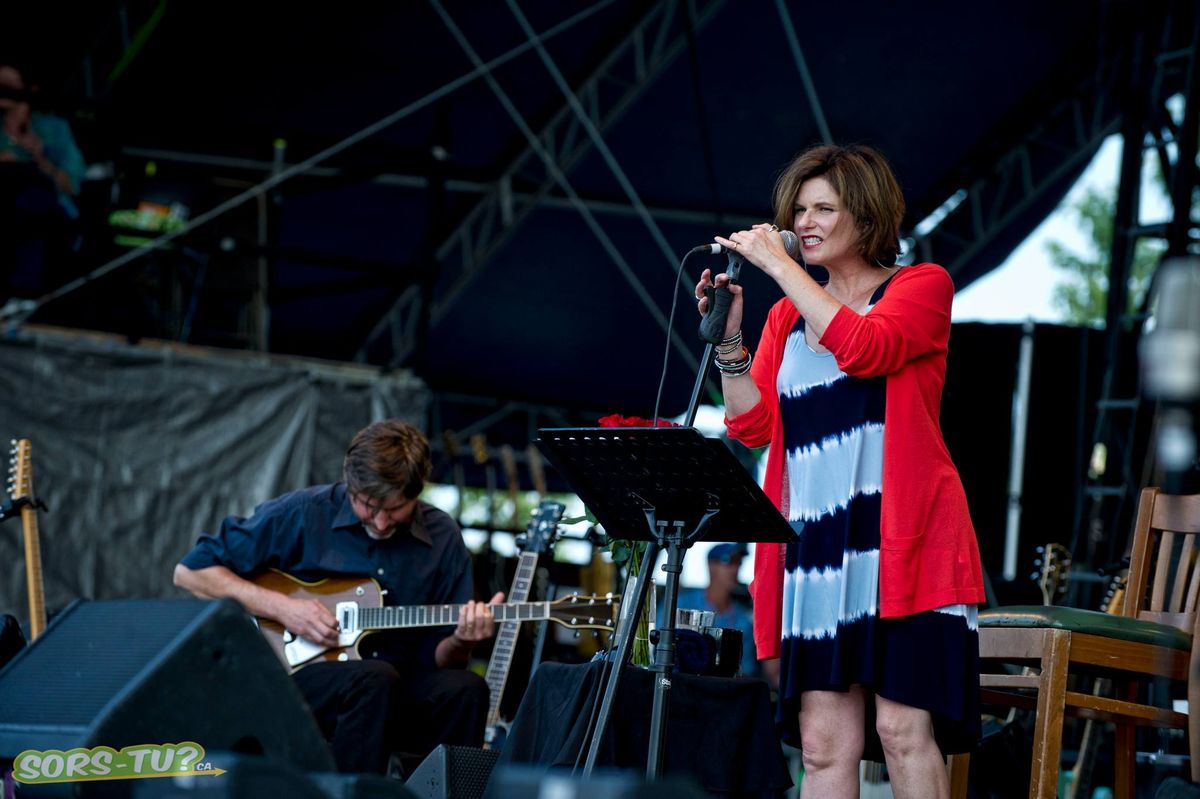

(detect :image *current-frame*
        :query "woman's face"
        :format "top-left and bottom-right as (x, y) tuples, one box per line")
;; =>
(792, 176), (860, 269)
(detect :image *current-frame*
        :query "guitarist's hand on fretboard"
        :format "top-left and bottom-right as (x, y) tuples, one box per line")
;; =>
(451, 591), (505, 645)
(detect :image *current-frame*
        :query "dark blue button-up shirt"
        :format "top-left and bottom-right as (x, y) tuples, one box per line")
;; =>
(180, 483), (472, 671)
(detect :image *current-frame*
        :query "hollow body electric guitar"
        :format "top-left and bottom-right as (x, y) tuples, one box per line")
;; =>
(252, 570), (617, 673)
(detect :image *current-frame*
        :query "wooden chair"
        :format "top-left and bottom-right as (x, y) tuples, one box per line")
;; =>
(962, 488), (1200, 799)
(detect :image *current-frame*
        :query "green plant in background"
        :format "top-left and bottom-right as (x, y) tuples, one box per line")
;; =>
(1047, 185), (1163, 326)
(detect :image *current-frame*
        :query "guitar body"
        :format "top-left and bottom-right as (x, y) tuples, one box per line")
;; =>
(254, 571), (382, 670)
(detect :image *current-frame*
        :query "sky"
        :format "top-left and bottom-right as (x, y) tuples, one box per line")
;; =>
(952, 134), (1171, 323)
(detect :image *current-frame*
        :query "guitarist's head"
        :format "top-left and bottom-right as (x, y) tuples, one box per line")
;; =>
(344, 420), (433, 540)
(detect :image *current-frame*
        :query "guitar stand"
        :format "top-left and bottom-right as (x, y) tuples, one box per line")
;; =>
(537, 426), (793, 781)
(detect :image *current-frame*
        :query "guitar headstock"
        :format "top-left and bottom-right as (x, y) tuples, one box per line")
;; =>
(8, 438), (32, 504)
(1032, 543), (1072, 606)
(546, 593), (618, 631)
(516, 500), (565, 555)
(1101, 571), (1128, 615)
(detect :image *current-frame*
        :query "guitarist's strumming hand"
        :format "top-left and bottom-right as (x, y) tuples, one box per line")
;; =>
(283, 596), (341, 648)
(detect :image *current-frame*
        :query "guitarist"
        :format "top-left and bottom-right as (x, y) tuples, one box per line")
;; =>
(173, 419), (503, 775)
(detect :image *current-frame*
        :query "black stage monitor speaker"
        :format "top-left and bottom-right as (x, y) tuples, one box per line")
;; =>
(0, 599), (335, 786)
(404, 745), (499, 799)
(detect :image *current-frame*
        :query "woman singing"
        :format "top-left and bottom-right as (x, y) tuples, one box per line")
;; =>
(696, 144), (984, 799)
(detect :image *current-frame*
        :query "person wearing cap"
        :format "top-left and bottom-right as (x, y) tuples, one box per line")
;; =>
(696, 143), (984, 798)
(673, 543), (761, 680)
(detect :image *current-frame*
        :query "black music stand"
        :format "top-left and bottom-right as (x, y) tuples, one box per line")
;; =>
(536, 426), (795, 780)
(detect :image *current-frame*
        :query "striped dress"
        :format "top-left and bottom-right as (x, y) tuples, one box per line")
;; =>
(775, 280), (980, 757)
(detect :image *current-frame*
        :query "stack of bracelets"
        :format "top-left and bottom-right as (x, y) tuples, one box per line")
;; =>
(714, 331), (752, 377)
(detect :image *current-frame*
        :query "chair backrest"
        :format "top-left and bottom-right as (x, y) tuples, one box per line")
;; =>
(1123, 487), (1200, 632)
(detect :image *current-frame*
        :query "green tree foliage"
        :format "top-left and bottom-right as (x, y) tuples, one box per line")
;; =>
(1047, 186), (1164, 327)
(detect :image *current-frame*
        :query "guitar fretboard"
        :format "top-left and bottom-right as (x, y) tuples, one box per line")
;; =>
(486, 552), (539, 727)
(354, 600), (550, 630)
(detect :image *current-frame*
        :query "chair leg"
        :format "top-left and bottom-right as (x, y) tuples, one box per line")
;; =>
(947, 752), (970, 799)
(1029, 630), (1070, 799)
(1112, 723), (1136, 799)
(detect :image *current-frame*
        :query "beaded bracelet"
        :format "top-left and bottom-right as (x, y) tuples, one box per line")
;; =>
(715, 331), (743, 357)
(717, 357), (752, 378)
(714, 349), (752, 377)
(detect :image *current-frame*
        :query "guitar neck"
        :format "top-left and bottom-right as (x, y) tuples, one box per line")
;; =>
(12, 439), (46, 640)
(22, 506), (46, 639)
(356, 599), (550, 632)
(485, 551), (540, 734)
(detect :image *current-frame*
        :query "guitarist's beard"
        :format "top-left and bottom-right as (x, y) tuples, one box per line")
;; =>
(364, 522), (402, 540)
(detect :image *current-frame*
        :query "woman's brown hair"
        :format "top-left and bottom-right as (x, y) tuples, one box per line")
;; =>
(772, 144), (905, 267)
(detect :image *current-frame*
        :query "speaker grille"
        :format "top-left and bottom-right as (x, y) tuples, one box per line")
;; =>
(448, 748), (498, 799)
(0, 598), (335, 773)
(0, 600), (221, 727)
(406, 746), (499, 799)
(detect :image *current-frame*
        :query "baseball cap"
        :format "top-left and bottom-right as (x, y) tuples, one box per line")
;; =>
(707, 543), (748, 564)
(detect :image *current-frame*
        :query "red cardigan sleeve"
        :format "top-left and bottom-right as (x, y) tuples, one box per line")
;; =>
(819, 264), (953, 377)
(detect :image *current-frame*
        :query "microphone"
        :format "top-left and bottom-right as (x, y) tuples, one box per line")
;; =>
(691, 230), (799, 257)
(697, 230), (800, 344)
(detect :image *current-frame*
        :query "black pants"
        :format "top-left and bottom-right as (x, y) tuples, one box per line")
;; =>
(292, 659), (488, 774)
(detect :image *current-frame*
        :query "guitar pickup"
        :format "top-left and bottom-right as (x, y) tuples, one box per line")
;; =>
(336, 602), (359, 646)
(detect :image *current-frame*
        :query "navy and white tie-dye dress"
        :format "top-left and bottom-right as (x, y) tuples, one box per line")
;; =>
(774, 281), (980, 757)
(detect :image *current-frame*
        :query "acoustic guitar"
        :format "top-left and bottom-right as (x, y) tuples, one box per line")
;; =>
(1063, 572), (1128, 799)
(252, 570), (617, 673)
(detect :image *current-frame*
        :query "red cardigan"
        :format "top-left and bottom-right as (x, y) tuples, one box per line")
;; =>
(725, 263), (985, 660)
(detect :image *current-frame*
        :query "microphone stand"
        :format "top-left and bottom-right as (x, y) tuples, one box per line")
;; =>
(688, 252), (743, 425)
(579, 251), (742, 781)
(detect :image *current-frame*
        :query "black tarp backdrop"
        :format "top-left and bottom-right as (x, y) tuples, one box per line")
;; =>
(0, 327), (428, 628)
(942, 322), (1105, 606)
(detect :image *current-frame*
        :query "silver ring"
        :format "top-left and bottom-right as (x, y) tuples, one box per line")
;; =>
(770, 224), (780, 232)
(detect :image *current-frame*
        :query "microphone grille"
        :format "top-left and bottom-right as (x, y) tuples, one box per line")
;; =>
(779, 229), (799, 255)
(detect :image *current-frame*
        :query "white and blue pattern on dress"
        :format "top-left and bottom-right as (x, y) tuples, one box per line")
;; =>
(773, 279), (981, 757)
(778, 328), (885, 643)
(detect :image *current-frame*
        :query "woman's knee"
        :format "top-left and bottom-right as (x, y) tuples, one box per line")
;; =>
(799, 705), (864, 771)
(875, 699), (934, 756)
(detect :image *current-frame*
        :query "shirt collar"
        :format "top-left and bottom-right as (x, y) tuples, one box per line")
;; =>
(332, 483), (432, 546)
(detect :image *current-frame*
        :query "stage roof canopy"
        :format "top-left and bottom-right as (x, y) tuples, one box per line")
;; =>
(5, 0), (1189, 415)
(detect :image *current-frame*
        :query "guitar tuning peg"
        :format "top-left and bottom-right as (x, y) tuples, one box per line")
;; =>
(1035, 545), (1045, 553)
